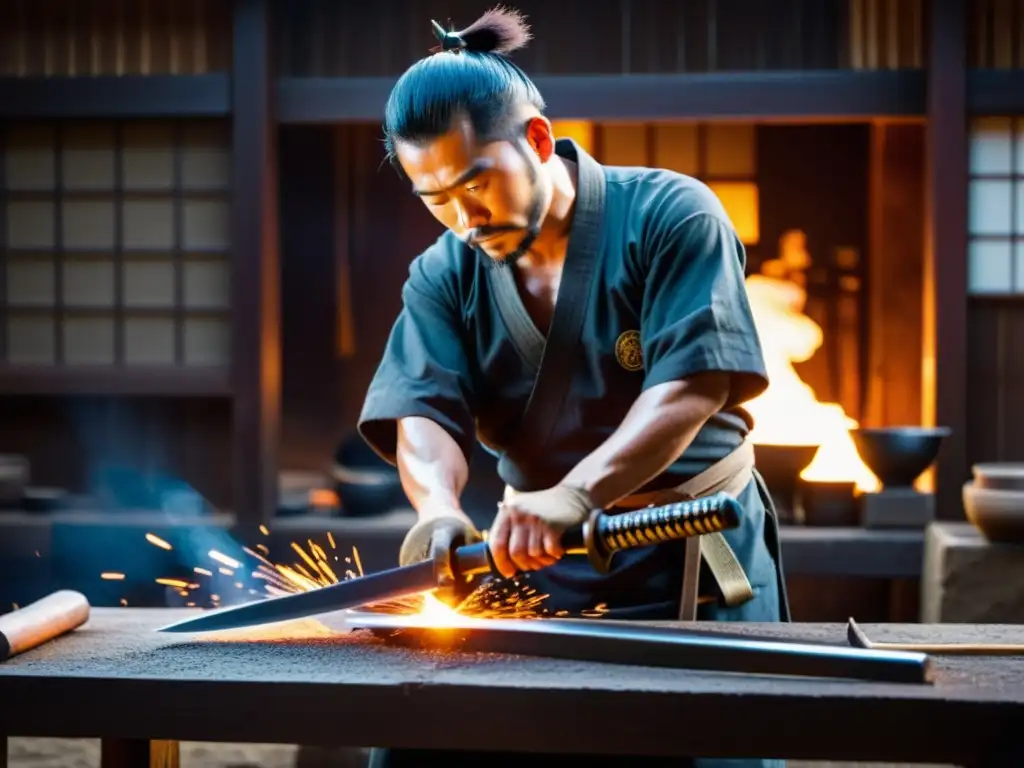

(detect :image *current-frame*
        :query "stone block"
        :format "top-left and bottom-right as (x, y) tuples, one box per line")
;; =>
(921, 521), (1024, 623)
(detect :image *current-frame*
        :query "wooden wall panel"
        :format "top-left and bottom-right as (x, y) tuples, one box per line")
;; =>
(274, 0), (925, 77)
(864, 122), (927, 428)
(969, 0), (1024, 69)
(0, 0), (233, 76)
(967, 300), (1024, 466)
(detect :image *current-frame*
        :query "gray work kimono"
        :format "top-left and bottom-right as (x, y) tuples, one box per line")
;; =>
(361, 139), (788, 768)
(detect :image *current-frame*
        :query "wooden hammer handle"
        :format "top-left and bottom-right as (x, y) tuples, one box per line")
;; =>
(0, 590), (90, 662)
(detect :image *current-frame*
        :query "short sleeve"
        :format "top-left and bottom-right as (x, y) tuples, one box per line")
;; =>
(639, 208), (769, 409)
(357, 256), (477, 466)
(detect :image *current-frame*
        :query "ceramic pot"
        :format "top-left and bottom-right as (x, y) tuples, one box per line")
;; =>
(962, 481), (1024, 543)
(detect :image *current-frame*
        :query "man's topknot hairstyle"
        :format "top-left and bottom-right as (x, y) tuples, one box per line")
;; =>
(383, 6), (546, 164)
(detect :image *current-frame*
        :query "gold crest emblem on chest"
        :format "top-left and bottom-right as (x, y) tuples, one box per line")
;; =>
(615, 330), (644, 371)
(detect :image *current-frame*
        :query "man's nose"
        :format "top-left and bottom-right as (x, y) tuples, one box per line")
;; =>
(453, 199), (488, 231)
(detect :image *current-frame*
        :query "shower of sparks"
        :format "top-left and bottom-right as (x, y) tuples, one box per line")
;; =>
(107, 522), (611, 621)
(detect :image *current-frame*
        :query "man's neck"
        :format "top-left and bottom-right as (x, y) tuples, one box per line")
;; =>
(519, 156), (578, 269)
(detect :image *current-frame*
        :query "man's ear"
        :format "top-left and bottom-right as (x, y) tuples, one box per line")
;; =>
(524, 116), (556, 162)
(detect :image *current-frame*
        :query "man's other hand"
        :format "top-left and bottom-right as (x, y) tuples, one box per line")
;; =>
(398, 512), (481, 568)
(489, 485), (594, 578)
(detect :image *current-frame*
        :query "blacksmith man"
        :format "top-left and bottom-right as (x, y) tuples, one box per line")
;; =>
(358, 7), (789, 767)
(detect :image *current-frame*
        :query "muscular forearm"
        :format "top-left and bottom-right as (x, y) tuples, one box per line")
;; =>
(560, 373), (730, 509)
(395, 416), (472, 522)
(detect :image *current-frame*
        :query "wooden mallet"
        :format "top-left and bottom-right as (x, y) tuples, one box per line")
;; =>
(0, 590), (90, 662)
(847, 617), (1024, 656)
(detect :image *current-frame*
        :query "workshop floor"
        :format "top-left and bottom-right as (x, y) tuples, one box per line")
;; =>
(5, 739), (954, 767)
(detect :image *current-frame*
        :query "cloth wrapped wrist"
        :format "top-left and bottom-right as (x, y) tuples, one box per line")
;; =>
(398, 515), (482, 567)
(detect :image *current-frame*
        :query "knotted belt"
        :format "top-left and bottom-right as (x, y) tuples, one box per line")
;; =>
(503, 440), (757, 621)
(612, 439), (756, 620)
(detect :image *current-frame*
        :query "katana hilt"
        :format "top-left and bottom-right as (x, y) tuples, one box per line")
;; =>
(448, 492), (744, 583)
(574, 492), (742, 574)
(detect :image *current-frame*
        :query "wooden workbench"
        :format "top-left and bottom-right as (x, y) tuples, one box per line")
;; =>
(1, 609), (1022, 767)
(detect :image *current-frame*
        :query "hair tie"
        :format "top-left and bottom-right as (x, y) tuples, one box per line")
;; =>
(430, 19), (466, 52)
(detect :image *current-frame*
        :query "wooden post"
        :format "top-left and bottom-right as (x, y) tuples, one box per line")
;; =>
(924, 0), (969, 520)
(230, 0), (281, 528)
(100, 739), (179, 768)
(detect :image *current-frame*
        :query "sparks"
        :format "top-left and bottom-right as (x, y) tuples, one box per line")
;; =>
(259, 524), (270, 536)
(101, 572), (125, 581)
(209, 550), (241, 569)
(156, 578), (189, 588)
(194, 567), (213, 577)
(145, 533), (172, 551)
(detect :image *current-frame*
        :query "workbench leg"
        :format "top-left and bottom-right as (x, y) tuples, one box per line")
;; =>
(101, 739), (179, 768)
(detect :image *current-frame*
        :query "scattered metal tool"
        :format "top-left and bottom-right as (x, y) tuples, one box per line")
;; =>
(0, 590), (90, 662)
(158, 493), (743, 634)
(348, 612), (934, 685)
(847, 617), (1024, 656)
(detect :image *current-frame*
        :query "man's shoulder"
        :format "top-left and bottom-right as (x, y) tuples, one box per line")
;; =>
(406, 230), (474, 304)
(604, 165), (732, 229)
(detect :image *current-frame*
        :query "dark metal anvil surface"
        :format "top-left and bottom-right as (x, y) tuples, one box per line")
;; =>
(2, 609), (1024, 766)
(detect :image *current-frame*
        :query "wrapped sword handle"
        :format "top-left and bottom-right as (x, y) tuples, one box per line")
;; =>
(449, 492), (743, 583)
(566, 492), (743, 574)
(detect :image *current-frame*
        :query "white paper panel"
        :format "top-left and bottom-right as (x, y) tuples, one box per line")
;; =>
(969, 117), (1014, 175)
(184, 258), (230, 308)
(124, 259), (175, 307)
(63, 259), (116, 307)
(183, 199), (229, 250)
(182, 122), (231, 189)
(6, 200), (55, 249)
(63, 200), (116, 249)
(7, 258), (54, 305)
(1016, 242), (1024, 294)
(63, 316), (115, 364)
(123, 199), (175, 249)
(184, 317), (230, 365)
(968, 180), (1013, 236)
(5, 125), (55, 190)
(124, 315), (176, 365)
(967, 239), (1012, 294)
(62, 123), (116, 189)
(6, 315), (55, 364)
(122, 122), (175, 190)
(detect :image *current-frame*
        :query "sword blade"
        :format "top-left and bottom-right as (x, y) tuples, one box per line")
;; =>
(156, 559), (437, 633)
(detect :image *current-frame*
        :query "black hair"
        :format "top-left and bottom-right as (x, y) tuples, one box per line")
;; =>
(382, 6), (546, 164)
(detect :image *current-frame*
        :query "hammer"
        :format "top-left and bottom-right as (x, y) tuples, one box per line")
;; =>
(0, 590), (90, 662)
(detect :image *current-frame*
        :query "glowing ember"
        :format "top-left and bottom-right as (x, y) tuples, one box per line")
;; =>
(100, 572), (125, 581)
(145, 533), (172, 551)
(744, 234), (880, 492)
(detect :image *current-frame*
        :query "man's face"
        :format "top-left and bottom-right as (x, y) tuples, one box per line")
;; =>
(395, 117), (549, 264)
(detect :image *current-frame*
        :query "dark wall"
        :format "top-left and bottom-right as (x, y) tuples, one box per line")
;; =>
(754, 124), (871, 417)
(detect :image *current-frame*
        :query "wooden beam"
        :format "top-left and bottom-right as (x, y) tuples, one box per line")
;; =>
(967, 70), (1024, 114)
(230, 0), (281, 526)
(923, 0), (969, 520)
(0, 76), (230, 118)
(277, 71), (927, 123)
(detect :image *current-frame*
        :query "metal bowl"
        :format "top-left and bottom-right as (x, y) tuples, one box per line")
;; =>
(962, 481), (1024, 543)
(850, 427), (951, 488)
(972, 463), (1024, 492)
